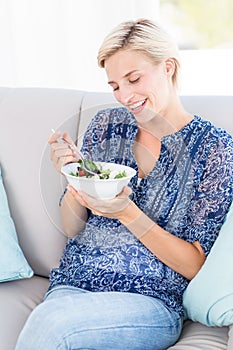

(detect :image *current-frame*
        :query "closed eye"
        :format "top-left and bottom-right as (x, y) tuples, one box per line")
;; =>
(109, 76), (140, 91)
(129, 77), (140, 84)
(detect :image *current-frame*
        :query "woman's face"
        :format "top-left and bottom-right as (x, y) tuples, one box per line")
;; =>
(105, 49), (175, 125)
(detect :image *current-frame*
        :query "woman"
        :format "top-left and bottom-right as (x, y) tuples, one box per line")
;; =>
(16, 19), (233, 350)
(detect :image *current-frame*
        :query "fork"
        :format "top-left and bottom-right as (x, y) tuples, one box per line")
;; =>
(51, 129), (97, 176)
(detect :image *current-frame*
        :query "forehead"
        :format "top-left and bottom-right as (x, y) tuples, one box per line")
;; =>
(105, 49), (154, 78)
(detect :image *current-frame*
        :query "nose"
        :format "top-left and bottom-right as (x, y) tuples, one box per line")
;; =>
(117, 86), (134, 106)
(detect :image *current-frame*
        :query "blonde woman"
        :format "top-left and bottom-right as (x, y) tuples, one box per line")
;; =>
(16, 19), (233, 350)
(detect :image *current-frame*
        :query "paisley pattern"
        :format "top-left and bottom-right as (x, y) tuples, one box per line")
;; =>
(49, 107), (233, 316)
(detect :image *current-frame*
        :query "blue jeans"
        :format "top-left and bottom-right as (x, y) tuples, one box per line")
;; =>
(15, 285), (183, 350)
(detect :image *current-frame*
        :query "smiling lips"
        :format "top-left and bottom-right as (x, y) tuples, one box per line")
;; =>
(127, 99), (147, 113)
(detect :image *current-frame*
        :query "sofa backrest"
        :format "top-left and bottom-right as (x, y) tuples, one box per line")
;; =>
(0, 87), (85, 277)
(0, 87), (233, 278)
(80, 92), (233, 136)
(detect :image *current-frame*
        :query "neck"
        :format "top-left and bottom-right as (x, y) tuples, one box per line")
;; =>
(138, 95), (193, 139)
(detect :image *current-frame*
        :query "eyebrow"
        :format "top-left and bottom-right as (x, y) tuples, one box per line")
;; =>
(108, 70), (139, 85)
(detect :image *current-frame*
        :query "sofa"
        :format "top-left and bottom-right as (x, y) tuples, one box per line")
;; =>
(0, 87), (232, 350)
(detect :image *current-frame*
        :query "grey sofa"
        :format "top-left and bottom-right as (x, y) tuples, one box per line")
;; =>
(0, 87), (232, 350)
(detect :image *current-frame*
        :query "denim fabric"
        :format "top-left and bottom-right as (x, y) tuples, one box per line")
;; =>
(15, 286), (183, 350)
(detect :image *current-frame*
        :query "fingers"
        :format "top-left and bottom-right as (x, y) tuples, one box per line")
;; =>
(67, 185), (132, 218)
(62, 132), (76, 147)
(67, 185), (90, 208)
(117, 186), (132, 198)
(62, 132), (83, 160)
(48, 131), (77, 173)
(50, 144), (76, 172)
(48, 130), (62, 144)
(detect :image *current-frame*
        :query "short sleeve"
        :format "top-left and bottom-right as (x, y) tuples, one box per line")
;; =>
(186, 132), (233, 255)
(80, 109), (111, 160)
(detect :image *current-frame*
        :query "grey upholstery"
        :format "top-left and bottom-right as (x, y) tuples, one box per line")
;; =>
(0, 87), (232, 349)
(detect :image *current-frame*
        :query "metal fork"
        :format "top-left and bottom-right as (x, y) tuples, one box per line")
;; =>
(51, 129), (97, 176)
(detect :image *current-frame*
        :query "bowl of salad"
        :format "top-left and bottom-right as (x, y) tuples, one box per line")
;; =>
(61, 160), (136, 199)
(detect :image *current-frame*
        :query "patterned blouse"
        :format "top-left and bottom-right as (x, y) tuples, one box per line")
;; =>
(49, 107), (233, 316)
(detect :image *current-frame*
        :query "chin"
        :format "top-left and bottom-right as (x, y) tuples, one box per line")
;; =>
(135, 108), (158, 124)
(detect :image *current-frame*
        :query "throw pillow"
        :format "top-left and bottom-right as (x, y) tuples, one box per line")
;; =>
(183, 201), (233, 326)
(0, 166), (33, 282)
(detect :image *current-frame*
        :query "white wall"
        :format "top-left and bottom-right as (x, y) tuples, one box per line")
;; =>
(0, 0), (159, 91)
(1, 0), (232, 95)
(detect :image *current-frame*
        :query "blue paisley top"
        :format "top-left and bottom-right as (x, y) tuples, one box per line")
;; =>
(49, 107), (233, 316)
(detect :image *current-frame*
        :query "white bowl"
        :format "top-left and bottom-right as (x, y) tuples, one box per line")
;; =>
(61, 162), (136, 199)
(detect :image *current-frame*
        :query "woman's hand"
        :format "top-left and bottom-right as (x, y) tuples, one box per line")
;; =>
(48, 131), (78, 173)
(67, 185), (132, 219)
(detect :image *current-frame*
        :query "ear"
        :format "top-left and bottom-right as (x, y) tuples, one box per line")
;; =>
(164, 58), (175, 78)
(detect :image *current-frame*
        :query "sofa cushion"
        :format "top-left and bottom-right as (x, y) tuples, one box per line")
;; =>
(168, 320), (228, 349)
(0, 276), (49, 350)
(183, 201), (233, 326)
(228, 325), (233, 350)
(0, 166), (33, 282)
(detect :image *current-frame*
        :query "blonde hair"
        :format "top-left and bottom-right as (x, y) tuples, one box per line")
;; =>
(97, 18), (180, 89)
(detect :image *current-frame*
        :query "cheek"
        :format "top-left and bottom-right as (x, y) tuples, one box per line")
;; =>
(113, 91), (121, 103)
(150, 76), (170, 101)
(147, 83), (170, 112)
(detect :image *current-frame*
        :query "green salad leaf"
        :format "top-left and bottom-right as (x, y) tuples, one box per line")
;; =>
(70, 159), (127, 180)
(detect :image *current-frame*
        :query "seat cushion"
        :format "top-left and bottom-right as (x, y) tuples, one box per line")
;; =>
(168, 320), (228, 349)
(227, 325), (233, 350)
(0, 275), (49, 350)
(0, 276), (228, 350)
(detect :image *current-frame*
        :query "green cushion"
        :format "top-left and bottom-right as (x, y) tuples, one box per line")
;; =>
(0, 166), (33, 282)
(183, 202), (233, 326)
